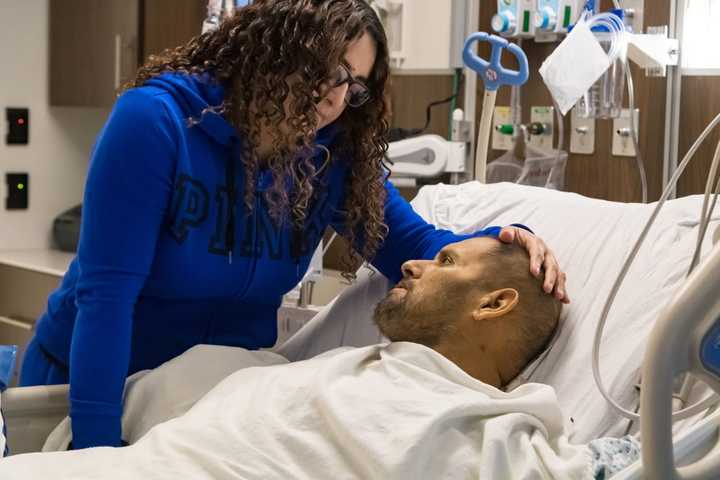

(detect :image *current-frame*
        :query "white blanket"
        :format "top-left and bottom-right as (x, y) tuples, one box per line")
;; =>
(0, 344), (591, 479)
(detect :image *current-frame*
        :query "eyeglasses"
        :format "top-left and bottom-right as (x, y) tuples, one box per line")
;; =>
(329, 64), (371, 108)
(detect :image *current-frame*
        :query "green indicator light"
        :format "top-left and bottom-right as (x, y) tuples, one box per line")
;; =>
(523, 10), (530, 32)
(17, 183), (24, 190)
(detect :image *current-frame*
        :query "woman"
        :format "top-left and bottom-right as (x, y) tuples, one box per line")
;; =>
(20, 0), (568, 449)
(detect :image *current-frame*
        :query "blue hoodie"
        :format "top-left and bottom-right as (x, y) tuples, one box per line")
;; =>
(31, 73), (514, 449)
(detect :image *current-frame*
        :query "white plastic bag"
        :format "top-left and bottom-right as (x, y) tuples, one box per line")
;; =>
(487, 146), (568, 190)
(539, 17), (611, 115)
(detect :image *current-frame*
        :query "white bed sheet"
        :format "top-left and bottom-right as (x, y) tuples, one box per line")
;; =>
(0, 343), (592, 479)
(280, 181), (720, 443)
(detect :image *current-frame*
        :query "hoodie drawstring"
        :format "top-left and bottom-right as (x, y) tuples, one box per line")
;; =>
(226, 139), (237, 265)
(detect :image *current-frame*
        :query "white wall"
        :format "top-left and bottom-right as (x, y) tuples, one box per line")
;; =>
(0, 0), (108, 249)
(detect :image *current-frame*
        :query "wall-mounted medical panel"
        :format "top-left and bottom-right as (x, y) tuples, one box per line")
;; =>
(492, 0), (536, 38)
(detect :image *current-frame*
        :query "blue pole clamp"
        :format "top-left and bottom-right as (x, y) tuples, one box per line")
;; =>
(462, 32), (529, 92)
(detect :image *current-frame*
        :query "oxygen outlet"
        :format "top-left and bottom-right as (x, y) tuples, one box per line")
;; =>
(535, 7), (557, 31)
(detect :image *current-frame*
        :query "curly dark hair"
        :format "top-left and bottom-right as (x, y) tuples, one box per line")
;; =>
(128, 0), (390, 278)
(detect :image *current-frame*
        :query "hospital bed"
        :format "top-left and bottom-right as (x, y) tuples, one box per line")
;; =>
(2, 181), (720, 478)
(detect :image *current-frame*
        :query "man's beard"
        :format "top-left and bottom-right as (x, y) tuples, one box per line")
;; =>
(373, 294), (408, 341)
(372, 293), (445, 347)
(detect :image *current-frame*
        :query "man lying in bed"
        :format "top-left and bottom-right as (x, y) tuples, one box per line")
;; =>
(0, 237), (637, 479)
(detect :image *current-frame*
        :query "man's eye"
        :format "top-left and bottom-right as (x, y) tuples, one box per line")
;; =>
(441, 255), (454, 265)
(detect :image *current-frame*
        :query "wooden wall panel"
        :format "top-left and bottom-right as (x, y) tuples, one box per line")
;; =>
(388, 75), (457, 139)
(678, 77), (720, 196)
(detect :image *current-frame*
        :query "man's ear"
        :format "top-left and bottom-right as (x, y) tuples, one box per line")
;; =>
(472, 288), (519, 321)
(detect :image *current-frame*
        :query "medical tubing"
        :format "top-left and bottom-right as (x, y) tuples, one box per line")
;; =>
(554, 99), (564, 172)
(322, 232), (338, 257)
(626, 66), (649, 203)
(475, 90), (497, 182)
(710, 175), (720, 226)
(421, 74), (465, 134)
(510, 39), (523, 128)
(510, 85), (522, 130)
(689, 140), (720, 274)
(592, 112), (720, 422)
(448, 69), (462, 140)
(580, 11), (626, 63)
(668, 141), (720, 414)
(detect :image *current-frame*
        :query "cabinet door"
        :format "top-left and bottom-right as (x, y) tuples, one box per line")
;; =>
(50, 0), (139, 107)
(142, 0), (206, 62)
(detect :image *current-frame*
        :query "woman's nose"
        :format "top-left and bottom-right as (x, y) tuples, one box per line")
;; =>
(325, 82), (349, 108)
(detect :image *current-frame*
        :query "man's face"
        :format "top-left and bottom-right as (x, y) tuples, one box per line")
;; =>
(373, 237), (499, 346)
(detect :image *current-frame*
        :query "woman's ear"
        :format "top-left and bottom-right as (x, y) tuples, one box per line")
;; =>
(472, 288), (519, 321)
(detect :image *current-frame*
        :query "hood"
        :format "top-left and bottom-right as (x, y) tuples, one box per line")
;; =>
(145, 72), (341, 266)
(144, 72), (340, 148)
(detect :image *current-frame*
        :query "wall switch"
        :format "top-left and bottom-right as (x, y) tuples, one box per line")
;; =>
(6, 173), (28, 210)
(6, 108), (29, 145)
(529, 106), (555, 154)
(570, 106), (596, 154)
(613, 108), (640, 157)
(492, 106), (513, 151)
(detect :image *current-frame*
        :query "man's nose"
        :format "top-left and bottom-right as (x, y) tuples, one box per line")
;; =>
(401, 259), (429, 279)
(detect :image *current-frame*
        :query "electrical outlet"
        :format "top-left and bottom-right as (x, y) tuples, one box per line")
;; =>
(570, 107), (596, 154)
(612, 108), (640, 157)
(529, 106), (554, 154)
(492, 106), (513, 151)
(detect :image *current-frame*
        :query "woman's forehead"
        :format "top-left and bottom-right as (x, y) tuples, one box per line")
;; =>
(343, 32), (376, 80)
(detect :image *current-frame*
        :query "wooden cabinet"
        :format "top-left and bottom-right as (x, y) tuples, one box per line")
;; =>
(0, 250), (73, 387)
(50, 0), (140, 107)
(142, 0), (207, 63)
(49, 0), (206, 108)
